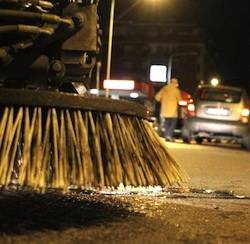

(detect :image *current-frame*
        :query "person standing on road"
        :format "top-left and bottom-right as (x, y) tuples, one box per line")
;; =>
(155, 78), (181, 141)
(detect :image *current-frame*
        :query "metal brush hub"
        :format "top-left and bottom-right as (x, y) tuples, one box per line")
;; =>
(0, 88), (148, 118)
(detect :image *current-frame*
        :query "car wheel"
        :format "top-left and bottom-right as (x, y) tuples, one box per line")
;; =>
(195, 137), (203, 144)
(242, 135), (250, 151)
(207, 138), (212, 143)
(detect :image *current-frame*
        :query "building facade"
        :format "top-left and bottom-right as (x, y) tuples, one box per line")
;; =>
(101, 21), (214, 97)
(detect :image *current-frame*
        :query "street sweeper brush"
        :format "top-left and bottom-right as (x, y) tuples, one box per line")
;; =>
(0, 88), (188, 191)
(0, 0), (188, 192)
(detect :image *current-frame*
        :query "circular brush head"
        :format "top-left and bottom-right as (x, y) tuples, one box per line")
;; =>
(0, 88), (188, 192)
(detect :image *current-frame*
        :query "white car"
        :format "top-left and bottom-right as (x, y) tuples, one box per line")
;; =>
(182, 85), (250, 150)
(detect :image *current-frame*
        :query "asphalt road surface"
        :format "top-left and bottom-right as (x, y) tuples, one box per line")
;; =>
(167, 140), (250, 196)
(0, 140), (250, 244)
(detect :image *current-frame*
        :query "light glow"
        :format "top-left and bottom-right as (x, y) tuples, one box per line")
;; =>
(241, 108), (250, 117)
(89, 89), (99, 95)
(103, 79), (135, 90)
(210, 78), (219, 87)
(150, 65), (167, 82)
(187, 103), (195, 112)
(130, 92), (139, 98)
(178, 100), (188, 106)
(111, 94), (120, 100)
(241, 117), (248, 123)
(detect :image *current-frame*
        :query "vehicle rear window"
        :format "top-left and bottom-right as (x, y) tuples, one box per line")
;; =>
(199, 89), (242, 103)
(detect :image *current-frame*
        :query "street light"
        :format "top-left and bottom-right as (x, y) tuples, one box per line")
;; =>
(210, 77), (220, 87)
(116, 0), (141, 21)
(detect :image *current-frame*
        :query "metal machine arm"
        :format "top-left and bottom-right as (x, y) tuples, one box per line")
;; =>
(0, 0), (100, 90)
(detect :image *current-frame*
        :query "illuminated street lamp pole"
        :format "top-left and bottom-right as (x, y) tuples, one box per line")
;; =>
(106, 0), (145, 97)
(106, 0), (142, 79)
(106, 0), (157, 97)
(106, 0), (116, 81)
(106, 0), (115, 97)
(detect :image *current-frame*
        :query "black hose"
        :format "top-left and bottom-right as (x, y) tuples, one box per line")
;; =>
(0, 25), (54, 35)
(0, 0), (53, 8)
(0, 9), (73, 27)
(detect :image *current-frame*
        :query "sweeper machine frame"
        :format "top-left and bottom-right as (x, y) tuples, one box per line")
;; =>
(0, 0), (188, 192)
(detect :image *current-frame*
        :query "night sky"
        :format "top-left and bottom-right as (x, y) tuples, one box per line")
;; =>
(199, 1), (250, 91)
(98, 0), (250, 93)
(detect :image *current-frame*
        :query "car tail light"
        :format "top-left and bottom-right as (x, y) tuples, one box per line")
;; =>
(240, 108), (250, 123)
(187, 103), (196, 117)
(178, 100), (188, 106)
(241, 108), (250, 117)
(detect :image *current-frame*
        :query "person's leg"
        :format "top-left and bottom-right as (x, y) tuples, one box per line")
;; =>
(164, 118), (172, 140)
(160, 117), (165, 137)
(168, 118), (178, 139)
